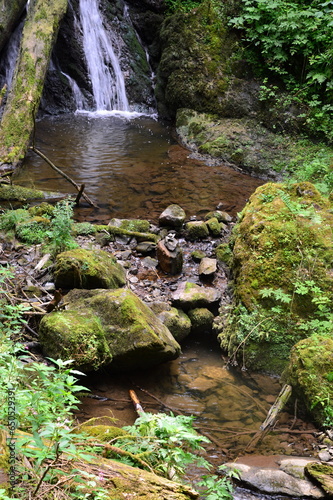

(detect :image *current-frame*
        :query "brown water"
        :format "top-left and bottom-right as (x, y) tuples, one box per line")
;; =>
(77, 335), (317, 463)
(16, 114), (263, 223)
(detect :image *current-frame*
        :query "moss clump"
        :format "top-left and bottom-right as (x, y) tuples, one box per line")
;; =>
(305, 462), (333, 495)
(80, 424), (127, 442)
(282, 335), (333, 427)
(54, 248), (126, 289)
(15, 216), (50, 244)
(39, 310), (112, 371)
(28, 202), (55, 217)
(216, 181), (333, 374)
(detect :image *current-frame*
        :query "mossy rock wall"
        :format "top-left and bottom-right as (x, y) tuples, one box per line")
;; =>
(215, 181), (333, 374)
(155, 1), (240, 119)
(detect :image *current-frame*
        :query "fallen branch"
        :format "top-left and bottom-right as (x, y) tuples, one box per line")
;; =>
(30, 146), (98, 208)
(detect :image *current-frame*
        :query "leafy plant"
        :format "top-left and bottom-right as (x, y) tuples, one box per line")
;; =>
(229, 0), (333, 141)
(164, 0), (202, 13)
(46, 199), (78, 255)
(198, 465), (240, 500)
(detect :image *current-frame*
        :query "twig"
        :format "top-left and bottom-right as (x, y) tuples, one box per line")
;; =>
(30, 146), (98, 208)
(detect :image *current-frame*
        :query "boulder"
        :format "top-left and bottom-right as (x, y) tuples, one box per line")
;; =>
(108, 218), (150, 233)
(39, 288), (181, 372)
(282, 336), (333, 427)
(38, 310), (112, 372)
(214, 182), (333, 374)
(172, 281), (221, 311)
(158, 204), (186, 229)
(206, 217), (223, 237)
(54, 248), (126, 289)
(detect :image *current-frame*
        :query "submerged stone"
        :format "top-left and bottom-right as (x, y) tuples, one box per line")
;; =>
(54, 248), (126, 289)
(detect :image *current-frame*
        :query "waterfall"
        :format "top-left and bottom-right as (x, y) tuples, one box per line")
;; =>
(0, 19), (24, 92)
(78, 0), (129, 113)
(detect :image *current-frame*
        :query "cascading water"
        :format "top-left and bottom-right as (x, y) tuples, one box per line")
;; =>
(78, 0), (129, 113)
(0, 19), (24, 91)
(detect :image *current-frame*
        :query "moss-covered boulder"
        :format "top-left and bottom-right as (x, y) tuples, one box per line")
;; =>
(108, 218), (150, 233)
(214, 181), (333, 374)
(39, 288), (181, 372)
(39, 310), (112, 371)
(54, 248), (126, 289)
(282, 336), (333, 427)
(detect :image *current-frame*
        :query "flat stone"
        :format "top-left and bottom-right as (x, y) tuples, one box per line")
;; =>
(224, 457), (325, 498)
(172, 281), (221, 310)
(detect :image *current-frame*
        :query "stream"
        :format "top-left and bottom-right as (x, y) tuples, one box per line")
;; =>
(16, 114), (319, 499)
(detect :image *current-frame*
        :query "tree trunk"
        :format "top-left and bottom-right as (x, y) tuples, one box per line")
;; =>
(0, 0), (27, 53)
(0, 0), (68, 168)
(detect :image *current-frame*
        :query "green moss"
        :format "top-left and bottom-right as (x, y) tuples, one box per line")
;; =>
(80, 424), (127, 442)
(94, 224), (157, 242)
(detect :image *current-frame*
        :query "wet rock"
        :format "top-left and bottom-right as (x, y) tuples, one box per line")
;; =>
(225, 457), (325, 498)
(188, 308), (214, 334)
(39, 288), (181, 372)
(198, 257), (217, 278)
(157, 307), (191, 342)
(158, 204), (186, 229)
(172, 281), (221, 311)
(54, 248), (126, 289)
(142, 256), (158, 269)
(185, 220), (209, 240)
(156, 238), (183, 275)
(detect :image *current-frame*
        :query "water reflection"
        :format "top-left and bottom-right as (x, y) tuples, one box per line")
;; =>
(16, 114), (263, 223)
